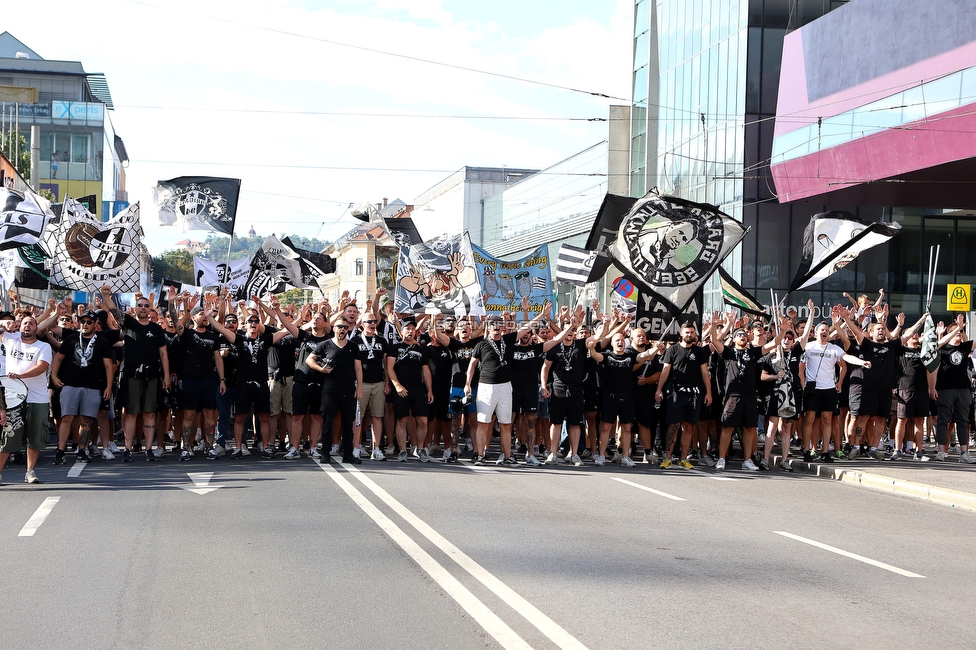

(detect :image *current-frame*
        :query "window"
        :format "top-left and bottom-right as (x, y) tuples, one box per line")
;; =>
(355, 259), (364, 276)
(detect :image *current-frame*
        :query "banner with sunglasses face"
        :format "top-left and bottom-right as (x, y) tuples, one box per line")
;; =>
(471, 243), (551, 316)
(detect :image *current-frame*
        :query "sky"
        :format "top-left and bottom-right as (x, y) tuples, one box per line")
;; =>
(4, 0), (634, 255)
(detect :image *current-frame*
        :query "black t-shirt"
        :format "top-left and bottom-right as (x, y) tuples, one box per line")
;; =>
(390, 342), (429, 388)
(355, 335), (388, 384)
(218, 333), (239, 387)
(897, 345), (927, 391)
(760, 343), (802, 391)
(632, 346), (662, 401)
(472, 333), (518, 385)
(511, 343), (545, 390)
(121, 314), (165, 379)
(449, 337), (482, 388)
(425, 342), (455, 389)
(857, 338), (902, 390)
(661, 343), (708, 390)
(269, 333), (299, 378)
(937, 341), (974, 390)
(545, 340), (588, 391)
(163, 330), (183, 377)
(57, 333), (112, 389)
(180, 328), (220, 379)
(600, 349), (638, 393)
(313, 339), (360, 394)
(721, 345), (759, 396)
(235, 331), (276, 384)
(294, 330), (331, 385)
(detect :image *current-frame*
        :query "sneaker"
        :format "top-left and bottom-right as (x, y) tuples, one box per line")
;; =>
(742, 458), (759, 471)
(820, 453), (834, 463)
(699, 455), (716, 467)
(179, 450), (191, 461)
(950, 444), (962, 455)
(146, 450), (155, 462)
(914, 451), (930, 462)
(847, 446), (860, 461)
(206, 449), (219, 460)
(678, 459), (693, 469)
(418, 448), (431, 463)
(108, 441), (121, 453)
(610, 451), (622, 464)
(447, 452), (459, 463)
(936, 450), (948, 461)
(397, 450), (408, 462)
(385, 445), (395, 456)
(231, 449), (244, 459)
(309, 448), (322, 459)
(353, 447), (362, 459)
(473, 455), (484, 466)
(442, 449), (452, 461)
(867, 448), (884, 460)
(502, 456), (519, 467)
(890, 450), (903, 461)
(54, 449), (66, 465)
(25, 470), (41, 484)
(239, 446), (251, 457)
(644, 451), (659, 464)
(372, 448), (386, 461)
(102, 449), (115, 460)
(779, 461), (793, 472)
(192, 441), (207, 453)
(544, 453), (559, 465)
(284, 446), (301, 460)
(803, 451), (815, 462)
(153, 446), (165, 458)
(594, 455), (606, 466)
(580, 449), (592, 460)
(122, 449), (132, 463)
(659, 458), (672, 469)
(429, 444), (443, 455)
(715, 458), (726, 470)
(465, 439), (474, 452)
(570, 454), (583, 467)
(960, 451), (976, 464)
(76, 450), (90, 463)
(759, 458), (770, 470)
(330, 444), (341, 456)
(525, 454), (541, 467)
(214, 444), (226, 457)
(262, 448), (276, 459)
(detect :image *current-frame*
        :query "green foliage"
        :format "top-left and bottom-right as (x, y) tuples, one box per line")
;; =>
(0, 129), (31, 179)
(150, 248), (195, 284)
(201, 234), (331, 261)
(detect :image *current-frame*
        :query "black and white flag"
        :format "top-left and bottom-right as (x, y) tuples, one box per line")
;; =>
(48, 199), (142, 293)
(788, 211), (901, 292)
(194, 257), (249, 294)
(0, 187), (54, 251)
(609, 191), (748, 316)
(153, 176), (241, 235)
(239, 235), (314, 299)
(281, 236), (336, 276)
(718, 267), (767, 317)
(555, 244), (599, 287)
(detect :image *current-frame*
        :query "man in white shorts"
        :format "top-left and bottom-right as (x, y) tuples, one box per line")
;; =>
(464, 318), (517, 466)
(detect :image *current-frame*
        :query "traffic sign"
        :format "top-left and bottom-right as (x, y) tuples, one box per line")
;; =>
(947, 284), (971, 311)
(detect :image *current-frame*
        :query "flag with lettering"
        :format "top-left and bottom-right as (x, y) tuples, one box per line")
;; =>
(471, 243), (550, 314)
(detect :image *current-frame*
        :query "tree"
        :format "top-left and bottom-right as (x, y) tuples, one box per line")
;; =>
(150, 248), (195, 284)
(0, 128), (31, 179)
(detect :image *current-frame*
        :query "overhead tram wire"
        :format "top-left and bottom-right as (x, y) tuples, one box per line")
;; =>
(116, 106), (609, 122)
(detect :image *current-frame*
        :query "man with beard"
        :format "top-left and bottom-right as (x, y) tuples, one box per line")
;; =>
(355, 311), (389, 460)
(930, 315), (976, 463)
(654, 321), (713, 469)
(306, 318), (363, 463)
(286, 311), (331, 459)
(540, 318), (592, 466)
(510, 312), (566, 466)
(891, 316), (930, 461)
(386, 321), (434, 462)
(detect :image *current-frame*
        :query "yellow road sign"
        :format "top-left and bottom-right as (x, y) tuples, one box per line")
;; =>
(948, 284), (971, 311)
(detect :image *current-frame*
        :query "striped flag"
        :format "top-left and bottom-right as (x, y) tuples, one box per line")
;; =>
(717, 267), (766, 317)
(919, 313), (940, 372)
(555, 244), (599, 286)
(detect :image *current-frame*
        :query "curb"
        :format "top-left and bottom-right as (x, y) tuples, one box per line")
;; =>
(772, 455), (976, 514)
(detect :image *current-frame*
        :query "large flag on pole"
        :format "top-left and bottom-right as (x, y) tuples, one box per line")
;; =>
(717, 267), (766, 317)
(194, 257), (249, 295)
(471, 243), (550, 313)
(281, 236), (336, 275)
(47, 199), (143, 293)
(239, 235), (317, 298)
(153, 176), (241, 235)
(555, 244), (600, 287)
(0, 186), (53, 251)
(393, 233), (485, 316)
(788, 211), (901, 292)
(609, 191), (748, 316)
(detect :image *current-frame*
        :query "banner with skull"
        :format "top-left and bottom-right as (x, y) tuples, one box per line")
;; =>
(153, 176), (240, 235)
(471, 243), (550, 316)
(239, 235), (317, 299)
(394, 232), (485, 316)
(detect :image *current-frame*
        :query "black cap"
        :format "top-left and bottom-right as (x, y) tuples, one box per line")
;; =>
(94, 309), (109, 325)
(0, 310), (13, 321)
(81, 310), (99, 322)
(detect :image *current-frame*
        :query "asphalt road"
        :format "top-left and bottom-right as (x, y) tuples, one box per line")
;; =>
(2, 452), (974, 649)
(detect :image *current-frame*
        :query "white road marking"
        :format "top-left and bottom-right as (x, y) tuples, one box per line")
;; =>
(18, 497), (61, 537)
(180, 472), (224, 495)
(342, 462), (590, 650)
(611, 477), (686, 501)
(685, 468), (739, 481)
(773, 531), (925, 578)
(316, 461), (532, 650)
(462, 462), (500, 473)
(67, 462), (87, 478)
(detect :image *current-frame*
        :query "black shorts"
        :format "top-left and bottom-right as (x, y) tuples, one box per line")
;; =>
(235, 381), (271, 415)
(393, 385), (429, 419)
(512, 386), (539, 415)
(665, 390), (702, 426)
(803, 386), (838, 414)
(721, 394), (759, 428)
(549, 390), (584, 426)
(292, 381), (323, 416)
(582, 384), (600, 412)
(635, 400), (655, 427)
(430, 387), (451, 422)
(897, 388), (929, 419)
(600, 392), (635, 425)
(180, 376), (218, 412)
(850, 388), (892, 418)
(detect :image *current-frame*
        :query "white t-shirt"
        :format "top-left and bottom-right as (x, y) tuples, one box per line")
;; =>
(2, 331), (53, 404)
(802, 341), (845, 389)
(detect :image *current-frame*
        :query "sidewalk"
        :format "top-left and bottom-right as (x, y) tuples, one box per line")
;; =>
(775, 451), (976, 513)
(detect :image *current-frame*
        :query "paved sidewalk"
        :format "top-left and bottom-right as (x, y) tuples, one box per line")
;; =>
(776, 450), (976, 513)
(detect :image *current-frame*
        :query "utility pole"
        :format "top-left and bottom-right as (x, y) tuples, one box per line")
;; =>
(30, 124), (39, 190)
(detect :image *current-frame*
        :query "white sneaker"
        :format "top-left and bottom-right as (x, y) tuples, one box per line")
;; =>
(101, 449), (115, 460)
(936, 450), (948, 461)
(644, 451), (659, 464)
(284, 446), (301, 460)
(309, 447), (322, 459)
(570, 454), (583, 466)
(240, 446), (251, 457)
(890, 450), (903, 461)
(594, 455), (606, 466)
(353, 447), (362, 459)
(960, 451), (976, 464)
(153, 446), (165, 458)
(442, 449), (451, 461)
(214, 444), (226, 457)
(385, 445), (395, 456)
(742, 458), (759, 471)
(465, 439), (474, 452)
(544, 453), (559, 465)
(699, 455), (716, 467)
(620, 456), (636, 468)
(610, 451), (622, 463)
(193, 441), (207, 452)
(716, 458), (726, 470)
(524, 454), (541, 467)
(372, 448), (386, 461)
(108, 441), (121, 453)
(330, 444), (341, 456)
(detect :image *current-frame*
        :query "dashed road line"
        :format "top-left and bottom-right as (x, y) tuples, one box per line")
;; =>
(611, 477), (686, 501)
(67, 461), (88, 478)
(773, 531), (925, 578)
(685, 468), (739, 481)
(19, 497), (61, 537)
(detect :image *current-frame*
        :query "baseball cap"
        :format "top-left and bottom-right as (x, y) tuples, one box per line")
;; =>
(81, 310), (99, 322)
(0, 311), (14, 321)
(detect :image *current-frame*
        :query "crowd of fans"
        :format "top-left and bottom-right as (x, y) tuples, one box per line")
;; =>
(1, 283), (974, 486)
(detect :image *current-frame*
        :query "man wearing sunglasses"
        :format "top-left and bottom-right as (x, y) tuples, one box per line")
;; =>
(307, 319), (362, 463)
(355, 314), (388, 460)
